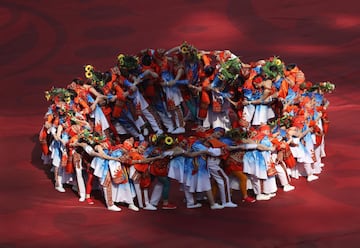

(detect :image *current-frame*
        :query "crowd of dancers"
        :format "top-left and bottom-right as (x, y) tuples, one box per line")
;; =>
(39, 41), (335, 212)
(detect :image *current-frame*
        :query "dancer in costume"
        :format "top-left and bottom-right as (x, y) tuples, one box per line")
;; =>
(146, 134), (177, 210)
(201, 127), (238, 207)
(159, 53), (188, 134)
(166, 135), (212, 208)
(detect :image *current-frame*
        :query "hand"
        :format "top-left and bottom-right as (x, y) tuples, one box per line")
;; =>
(130, 85), (138, 92)
(133, 77), (141, 86)
(151, 71), (159, 78)
(110, 96), (117, 102)
(168, 80), (175, 87)
(44, 122), (52, 129)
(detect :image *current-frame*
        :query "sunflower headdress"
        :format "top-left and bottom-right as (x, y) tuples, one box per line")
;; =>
(63, 89), (77, 104)
(261, 56), (284, 80)
(180, 41), (191, 54)
(84, 64), (108, 88)
(117, 54), (139, 70)
(84, 64), (94, 79)
(149, 133), (158, 145)
(164, 135), (174, 146)
(180, 41), (198, 62)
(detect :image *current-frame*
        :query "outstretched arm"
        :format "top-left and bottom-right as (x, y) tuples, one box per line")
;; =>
(227, 143), (275, 152)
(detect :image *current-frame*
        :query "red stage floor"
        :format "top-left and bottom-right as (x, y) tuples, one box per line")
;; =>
(1, 0), (359, 247)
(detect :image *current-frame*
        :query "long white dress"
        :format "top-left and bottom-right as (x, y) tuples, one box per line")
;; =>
(90, 149), (136, 204)
(185, 142), (212, 193)
(167, 150), (186, 184)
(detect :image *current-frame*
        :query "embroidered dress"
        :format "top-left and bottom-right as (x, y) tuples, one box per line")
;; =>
(110, 149), (136, 204)
(49, 129), (74, 184)
(185, 142), (211, 193)
(91, 149), (135, 204)
(260, 136), (278, 194)
(161, 71), (185, 111)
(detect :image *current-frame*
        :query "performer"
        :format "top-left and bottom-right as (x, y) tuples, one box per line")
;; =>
(201, 127), (238, 207)
(146, 134), (177, 210)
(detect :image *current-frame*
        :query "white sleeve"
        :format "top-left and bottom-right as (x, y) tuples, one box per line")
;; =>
(162, 150), (174, 156)
(207, 147), (222, 156)
(242, 143), (258, 150)
(85, 145), (94, 155)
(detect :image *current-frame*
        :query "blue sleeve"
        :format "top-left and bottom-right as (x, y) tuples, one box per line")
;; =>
(124, 79), (133, 88)
(175, 79), (189, 85)
(211, 75), (221, 88)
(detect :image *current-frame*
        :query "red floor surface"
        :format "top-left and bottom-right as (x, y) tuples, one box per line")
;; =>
(1, 0), (360, 247)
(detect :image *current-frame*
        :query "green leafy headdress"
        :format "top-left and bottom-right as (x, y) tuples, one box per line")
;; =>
(261, 57), (284, 80)
(218, 58), (241, 82)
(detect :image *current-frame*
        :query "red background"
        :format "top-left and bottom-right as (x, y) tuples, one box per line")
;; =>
(0, 0), (359, 247)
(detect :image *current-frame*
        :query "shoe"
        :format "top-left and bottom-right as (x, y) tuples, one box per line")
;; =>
(171, 127), (185, 134)
(223, 202), (238, 208)
(256, 194), (271, 201)
(142, 128), (149, 136)
(307, 174), (319, 182)
(283, 184), (295, 192)
(143, 203), (157, 210)
(107, 205), (121, 212)
(55, 186), (65, 193)
(79, 195), (86, 202)
(242, 196), (256, 203)
(162, 203), (177, 210)
(128, 203), (140, 212)
(187, 203), (202, 209)
(210, 203), (224, 210)
(86, 198), (95, 205)
(156, 129), (164, 135)
(268, 193), (277, 198)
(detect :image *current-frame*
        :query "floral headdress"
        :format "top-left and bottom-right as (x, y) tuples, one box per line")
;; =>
(268, 114), (292, 129)
(45, 87), (67, 102)
(308, 81), (335, 93)
(45, 87), (76, 104)
(218, 58), (241, 83)
(117, 54), (139, 70)
(79, 129), (95, 145)
(261, 56), (284, 80)
(180, 41), (192, 54)
(180, 41), (198, 62)
(224, 128), (248, 141)
(84, 64), (107, 88)
(92, 132), (107, 144)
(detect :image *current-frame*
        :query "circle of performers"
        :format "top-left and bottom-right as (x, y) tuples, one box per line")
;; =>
(39, 41), (335, 211)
